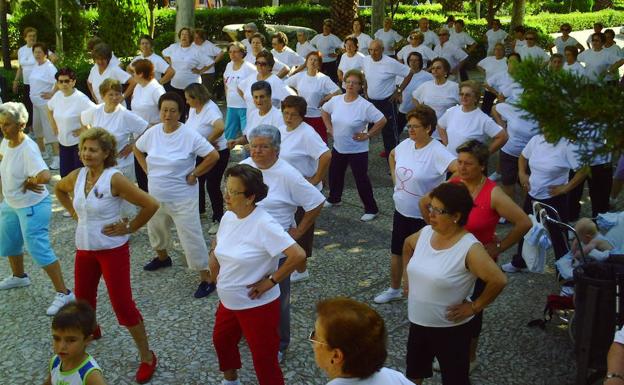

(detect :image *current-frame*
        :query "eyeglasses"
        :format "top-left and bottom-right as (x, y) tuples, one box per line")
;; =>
(406, 124), (424, 130)
(255, 61), (268, 67)
(223, 189), (246, 196)
(427, 204), (450, 216)
(57, 79), (73, 84)
(308, 330), (329, 346)
(459, 92), (475, 97)
(345, 80), (361, 86)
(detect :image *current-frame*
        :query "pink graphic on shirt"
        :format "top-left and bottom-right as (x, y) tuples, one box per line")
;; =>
(396, 167), (419, 197)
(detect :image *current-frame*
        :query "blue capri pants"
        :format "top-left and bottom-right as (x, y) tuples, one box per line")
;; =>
(224, 107), (247, 140)
(0, 195), (57, 266)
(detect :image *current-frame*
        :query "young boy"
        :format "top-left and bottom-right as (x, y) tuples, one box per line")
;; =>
(44, 301), (107, 385)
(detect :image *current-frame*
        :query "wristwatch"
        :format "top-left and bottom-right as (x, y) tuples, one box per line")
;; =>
(268, 274), (278, 286)
(606, 373), (624, 382)
(125, 222), (131, 233)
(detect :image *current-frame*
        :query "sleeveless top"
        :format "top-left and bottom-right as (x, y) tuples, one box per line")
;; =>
(50, 354), (101, 385)
(407, 225), (479, 327)
(73, 167), (129, 251)
(452, 177), (500, 257)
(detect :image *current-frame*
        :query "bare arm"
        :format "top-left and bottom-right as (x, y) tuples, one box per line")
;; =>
(46, 107), (59, 136)
(389, 149), (397, 185)
(402, 230), (422, 296)
(486, 186), (532, 256)
(549, 166), (589, 197)
(307, 150), (331, 186)
(460, 243), (507, 313)
(366, 117), (387, 138)
(247, 243), (306, 299)
(437, 125), (449, 146)
(518, 154), (530, 192)
(159, 66), (175, 85)
(207, 119), (225, 144)
(103, 173), (159, 235)
(132, 146), (147, 173)
(321, 110), (333, 137)
(605, 341), (624, 385)
(13, 66), (23, 93)
(488, 130), (508, 154)
(22, 169), (51, 193)
(54, 170), (80, 219)
(122, 78), (137, 100)
(189, 150), (220, 182)
(87, 81), (96, 102)
(85, 369), (108, 385)
(289, 203), (323, 240)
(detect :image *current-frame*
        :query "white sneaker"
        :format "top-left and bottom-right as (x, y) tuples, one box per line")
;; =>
(433, 357), (441, 371)
(278, 350), (284, 363)
(49, 156), (60, 170)
(0, 274), (31, 290)
(291, 270), (310, 283)
(324, 200), (341, 208)
(46, 290), (76, 316)
(501, 262), (526, 273)
(469, 360), (478, 373)
(489, 171), (501, 181)
(374, 288), (402, 304)
(360, 213), (377, 222)
(208, 221), (220, 235)
(62, 211), (72, 218)
(221, 379), (241, 385)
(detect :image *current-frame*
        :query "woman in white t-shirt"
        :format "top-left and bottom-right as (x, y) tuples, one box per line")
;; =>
(0, 102), (74, 316)
(128, 35), (175, 85)
(396, 52), (433, 133)
(405, 183), (506, 384)
(578, 32), (622, 83)
(563, 46), (587, 77)
(287, 51), (341, 142)
(477, 43), (507, 114)
(312, 297), (416, 385)
(87, 43), (133, 105)
(351, 18), (373, 56)
(438, 80), (508, 156)
(184, 83), (230, 234)
(374, 17), (403, 57)
(374, 105), (457, 305)
(278, 96), (331, 282)
(310, 19), (343, 84)
(549, 23), (585, 55)
(46, 68), (96, 177)
(245, 33), (290, 79)
(134, 92), (220, 298)
(29, 43), (59, 169)
(54, 127), (159, 384)
(338, 36), (366, 90)
(193, 29), (225, 92)
(321, 70), (386, 221)
(483, 19), (507, 56)
(210, 164), (305, 385)
(223, 42), (257, 140)
(396, 31), (435, 67)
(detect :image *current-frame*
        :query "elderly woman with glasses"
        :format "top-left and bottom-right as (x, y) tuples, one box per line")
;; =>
(241, 124), (325, 361)
(338, 37), (365, 91)
(184, 83), (230, 234)
(210, 164), (305, 385)
(515, 30), (550, 63)
(433, 28), (468, 80)
(397, 32), (434, 67)
(578, 32), (622, 84)
(550, 23), (584, 55)
(244, 33), (290, 79)
(46, 67), (96, 177)
(404, 182), (507, 385)
(238, 51), (294, 114)
(311, 297), (415, 384)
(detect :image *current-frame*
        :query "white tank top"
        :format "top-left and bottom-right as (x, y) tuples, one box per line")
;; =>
(407, 225), (479, 327)
(73, 167), (129, 250)
(50, 354), (101, 385)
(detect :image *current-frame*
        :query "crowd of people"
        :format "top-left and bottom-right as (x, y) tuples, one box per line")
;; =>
(1, 15), (624, 385)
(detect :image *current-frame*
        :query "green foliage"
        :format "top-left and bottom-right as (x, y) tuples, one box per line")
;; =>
(54, 52), (93, 95)
(540, 1), (570, 13)
(523, 9), (624, 33)
(512, 59), (624, 163)
(98, 0), (149, 57)
(572, 0), (596, 11)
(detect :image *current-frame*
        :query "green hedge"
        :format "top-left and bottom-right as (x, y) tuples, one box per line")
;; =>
(523, 9), (624, 32)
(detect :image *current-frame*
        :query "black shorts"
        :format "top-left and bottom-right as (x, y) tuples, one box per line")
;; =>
(469, 278), (486, 338)
(391, 211), (426, 255)
(499, 150), (520, 186)
(406, 321), (472, 384)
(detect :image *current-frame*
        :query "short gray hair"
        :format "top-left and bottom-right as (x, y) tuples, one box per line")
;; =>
(244, 22), (258, 32)
(0, 102), (29, 125)
(248, 124), (281, 152)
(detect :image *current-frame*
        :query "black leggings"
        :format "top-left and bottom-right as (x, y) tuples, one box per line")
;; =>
(196, 149), (230, 221)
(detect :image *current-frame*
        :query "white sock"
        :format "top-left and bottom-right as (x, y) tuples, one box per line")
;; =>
(222, 379), (240, 385)
(389, 287), (401, 293)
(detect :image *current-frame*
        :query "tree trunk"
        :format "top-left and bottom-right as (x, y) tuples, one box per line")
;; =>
(175, 0), (195, 38)
(0, 0), (10, 70)
(371, 0), (385, 37)
(510, 0), (525, 30)
(331, 0), (358, 39)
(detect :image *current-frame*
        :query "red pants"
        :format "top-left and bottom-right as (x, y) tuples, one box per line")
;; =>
(74, 243), (142, 327)
(304, 116), (328, 143)
(213, 299), (283, 385)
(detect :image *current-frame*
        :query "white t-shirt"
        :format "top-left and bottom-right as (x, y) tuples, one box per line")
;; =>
(238, 74), (294, 112)
(215, 207), (295, 310)
(242, 39), (253, 55)
(614, 327), (624, 345)
(244, 51), (289, 77)
(135, 123), (215, 202)
(321, 95), (384, 154)
(352, 33), (373, 55)
(495, 103), (539, 157)
(239, 157), (326, 230)
(521, 135), (580, 200)
(485, 29), (508, 55)
(578, 49), (620, 83)
(272, 46), (305, 68)
(81, 104), (148, 169)
(310, 34), (343, 63)
(296, 41), (316, 59)
(223, 61), (257, 108)
(244, 107), (284, 136)
(477, 56), (508, 83)
(87, 64), (131, 103)
(362, 55), (410, 100)
(278, 122), (329, 189)
(0, 137), (49, 208)
(411, 80), (459, 119)
(131, 79), (165, 125)
(554, 36), (581, 54)
(374, 29), (403, 55)
(131, 53), (171, 80)
(449, 31), (475, 49)
(161, 43), (204, 89)
(326, 368), (415, 385)
(393, 139), (455, 218)
(193, 40), (222, 74)
(516, 45), (550, 62)
(398, 70), (433, 114)
(564, 61), (587, 77)
(417, 29), (439, 49)
(17, 44), (37, 84)
(407, 225), (479, 327)
(514, 39), (527, 51)
(396, 45), (435, 66)
(439, 105), (503, 155)
(47, 90), (96, 147)
(286, 72), (340, 117)
(186, 100), (227, 151)
(487, 71), (523, 102)
(338, 52), (365, 88)
(433, 42), (468, 71)
(28, 60), (57, 106)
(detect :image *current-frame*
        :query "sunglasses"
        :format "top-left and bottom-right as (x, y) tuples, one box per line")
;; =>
(255, 61), (268, 67)
(57, 79), (73, 84)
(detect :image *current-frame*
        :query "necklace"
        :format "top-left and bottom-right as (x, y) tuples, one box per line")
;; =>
(467, 176), (486, 199)
(84, 170), (102, 196)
